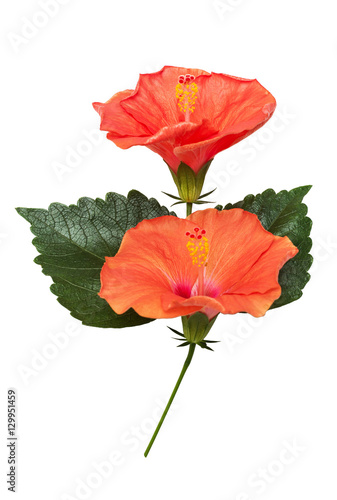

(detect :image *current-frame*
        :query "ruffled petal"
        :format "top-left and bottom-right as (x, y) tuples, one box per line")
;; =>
(110, 118), (218, 172)
(94, 68), (276, 173)
(93, 89), (151, 138)
(188, 209), (276, 291)
(99, 216), (200, 318)
(99, 209), (298, 320)
(225, 235), (298, 296)
(194, 73), (276, 130)
(121, 66), (210, 133)
(187, 208), (298, 316)
(173, 100), (275, 171)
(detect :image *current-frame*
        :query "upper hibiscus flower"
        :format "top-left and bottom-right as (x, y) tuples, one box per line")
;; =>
(99, 208), (297, 322)
(93, 66), (276, 175)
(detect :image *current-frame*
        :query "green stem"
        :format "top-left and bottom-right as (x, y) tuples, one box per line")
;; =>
(186, 202), (193, 216)
(144, 343), (196, 457)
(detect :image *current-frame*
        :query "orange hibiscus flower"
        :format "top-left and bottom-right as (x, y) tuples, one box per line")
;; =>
(99, 208), (297, 321)
(93, 66), (276, 175)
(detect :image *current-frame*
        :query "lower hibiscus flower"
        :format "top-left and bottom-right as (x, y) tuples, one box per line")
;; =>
(99, 207), (298, 456)
(99, 208), (298, 321)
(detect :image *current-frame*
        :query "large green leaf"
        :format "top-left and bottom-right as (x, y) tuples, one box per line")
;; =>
(17, 190), (175, 328)
(216, 186), (313, 309)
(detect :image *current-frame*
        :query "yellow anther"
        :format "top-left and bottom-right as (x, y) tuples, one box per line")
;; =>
(186, 236), (209, 267)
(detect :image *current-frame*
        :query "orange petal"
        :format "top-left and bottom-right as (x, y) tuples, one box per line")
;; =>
(121, 66), (210, 133)
(194, 73), (276, 130)
(187, 208), (298, 316)
(110, 119), (218, 172)
(99, 216), (200, 318)
(100, 209), (298, 320)
(173, 112), (274, 172)
(143, 118), (217, 173)
(93, 89), (151, 140)
(188, 209), (273, 290)
(173, 74), (276, 171)
(93, 68), (276, 173)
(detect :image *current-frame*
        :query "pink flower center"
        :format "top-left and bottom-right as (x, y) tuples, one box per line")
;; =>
(174, 281), (193, 299)
(173, 276), (220, 299)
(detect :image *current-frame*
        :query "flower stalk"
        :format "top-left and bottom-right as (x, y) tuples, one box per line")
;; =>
(144, 343), (196, 457)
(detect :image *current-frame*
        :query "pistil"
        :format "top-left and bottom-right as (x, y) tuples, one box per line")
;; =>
(176, 74), (198, 122)
(186, 227), (209, 295)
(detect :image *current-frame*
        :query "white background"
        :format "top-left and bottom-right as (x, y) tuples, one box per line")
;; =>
(1, 0), (337, 499)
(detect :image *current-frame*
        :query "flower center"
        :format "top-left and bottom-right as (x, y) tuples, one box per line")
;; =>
(175, 74), (198, 121)
(172, 227), (218, 299)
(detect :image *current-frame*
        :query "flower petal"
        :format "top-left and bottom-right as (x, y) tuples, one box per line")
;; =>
(100, 209), (298, 320)
(93, 89), (151, 139)
(109, 119), (218, 172)
(121, 66), (210, 133)
(143, 118), (218, 172)
(187, 208), (298, 316)
(194, 73), (276, 130)
(173, 75), (276, 171)
(94, 68), (276, 173)
(99, 216), (200, 318)
(188, 209), (274, 291)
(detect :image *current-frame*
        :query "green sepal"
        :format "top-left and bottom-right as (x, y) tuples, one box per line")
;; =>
(170, 201), (186, 207)
(216, 185), (313, 309)
(198, 342), (215, 352)
(169, 160), (213, 203)
(161, 192), (182, 201)
(181, 312), (218, 344)
(167, 326), (185, 337)
(169, 324), (219, 351)
(177, 341), (191, 348)
(17, 190), (175, 329)
(193, 200), (215, 205)
(197, 188), (217, 200)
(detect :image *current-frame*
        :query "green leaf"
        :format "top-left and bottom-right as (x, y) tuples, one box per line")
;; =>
(217, 186), (313, 309)
(17, 190), (175, 328)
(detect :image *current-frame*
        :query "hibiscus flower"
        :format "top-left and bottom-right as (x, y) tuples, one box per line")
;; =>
(93, 66), (276, 203)
(99, 208), (297, 322)
(93, 66), (276, 175)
